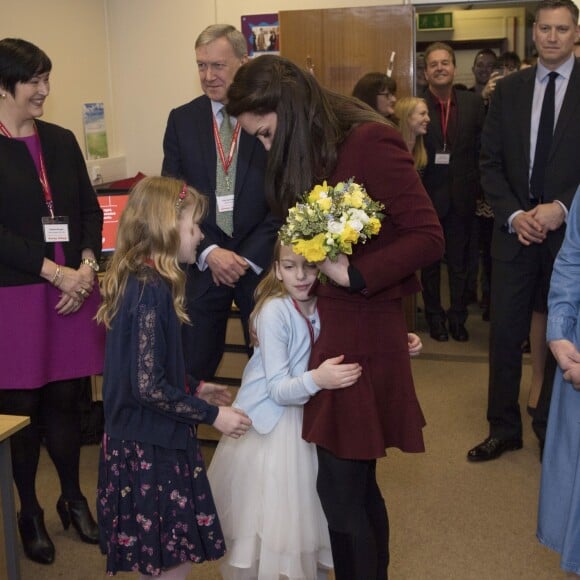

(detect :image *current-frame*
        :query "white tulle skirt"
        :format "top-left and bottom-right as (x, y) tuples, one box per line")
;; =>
(207, 405), (333, 580)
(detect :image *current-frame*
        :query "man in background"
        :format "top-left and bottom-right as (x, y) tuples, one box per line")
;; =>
(468, 0), (580, 462)
(162, 24), (278, 381)
(420, 42), (485, 343)
(470, 48), (497, 97)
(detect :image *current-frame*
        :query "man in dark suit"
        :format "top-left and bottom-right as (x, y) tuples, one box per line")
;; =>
(162, 24), (278, 380)
(468, 0), (580, 462)
(420, 42), (485, 342)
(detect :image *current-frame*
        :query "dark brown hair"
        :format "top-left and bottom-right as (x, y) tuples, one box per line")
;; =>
(226, 55), (389, 217)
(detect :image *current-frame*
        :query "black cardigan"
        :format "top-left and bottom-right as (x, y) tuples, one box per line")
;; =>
(0, 119), (103, 287)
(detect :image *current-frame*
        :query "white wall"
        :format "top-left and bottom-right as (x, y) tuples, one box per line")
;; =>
(0, 0), (115, 158)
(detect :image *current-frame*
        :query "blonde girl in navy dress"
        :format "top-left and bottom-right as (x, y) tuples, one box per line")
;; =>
(96, 176), (252, 579)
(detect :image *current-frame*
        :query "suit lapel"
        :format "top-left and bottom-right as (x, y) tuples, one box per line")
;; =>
(234, 130), (255, 198)
(550, 61), (580, 158)
(199, 97), (217, 191)
(517, 68), (535, 170)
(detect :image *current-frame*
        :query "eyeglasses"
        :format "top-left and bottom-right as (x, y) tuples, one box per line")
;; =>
(377, 92), (395, 97)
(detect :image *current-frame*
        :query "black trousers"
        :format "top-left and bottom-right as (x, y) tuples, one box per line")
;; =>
(488, 244), (557, 442)
(421, 210), (472, 326)
(316, 446), (389, 580)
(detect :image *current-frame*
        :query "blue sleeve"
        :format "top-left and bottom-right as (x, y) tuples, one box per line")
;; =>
(131, 283), (219, 425)
(257, 300), (320, 405)
(547, 185), (580, 343)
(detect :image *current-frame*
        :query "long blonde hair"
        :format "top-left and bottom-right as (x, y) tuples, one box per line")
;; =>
(248, 239), (289, 344)
(97, 176), (207, 328)
(393, 96), (428, 172)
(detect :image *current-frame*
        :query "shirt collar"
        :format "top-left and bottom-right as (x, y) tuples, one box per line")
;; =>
(536, 53), (575, 82)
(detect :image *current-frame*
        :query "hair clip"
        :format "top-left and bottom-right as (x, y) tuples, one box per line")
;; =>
(176, 182), (187, 210)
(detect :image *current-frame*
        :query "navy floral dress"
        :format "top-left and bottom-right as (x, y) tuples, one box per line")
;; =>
(96, 271), (225, 575)
(98, 433), (224, 575)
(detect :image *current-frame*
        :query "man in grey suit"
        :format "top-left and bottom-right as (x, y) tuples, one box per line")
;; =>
(162, 24), (279, 381)
(468, 0), (580, 462)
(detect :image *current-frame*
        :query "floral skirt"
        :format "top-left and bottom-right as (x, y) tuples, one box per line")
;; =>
(97, 430), (225, 576)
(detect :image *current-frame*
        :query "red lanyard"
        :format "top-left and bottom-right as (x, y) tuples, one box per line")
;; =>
(212, 114), (241, 177)
(291, 297), (317, 347)
(0, 121), (54, 217)
(438, 97), (451, 151)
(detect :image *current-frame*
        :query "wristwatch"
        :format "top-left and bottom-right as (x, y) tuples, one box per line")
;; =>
(80, 257), (100, 272)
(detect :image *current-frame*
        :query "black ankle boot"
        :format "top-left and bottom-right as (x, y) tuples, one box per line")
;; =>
(18, 510), (55, 564)
(56, 496), (99, 544)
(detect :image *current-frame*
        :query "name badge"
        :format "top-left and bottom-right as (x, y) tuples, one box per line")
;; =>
(42, 216), (70, 242)
(216, 193), (234, 213)
(435, 151), (451, 165)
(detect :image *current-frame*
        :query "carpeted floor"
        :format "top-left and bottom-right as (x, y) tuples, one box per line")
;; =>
(7, 302), (565, 580)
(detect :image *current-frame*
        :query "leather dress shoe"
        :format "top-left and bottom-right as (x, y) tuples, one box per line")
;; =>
(449, 322), (469, 342)
(467, 437), (523, 462)
(429, 320), (448, 342)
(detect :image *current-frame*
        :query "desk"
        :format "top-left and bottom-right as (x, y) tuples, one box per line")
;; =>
(0, 415), (30, 580)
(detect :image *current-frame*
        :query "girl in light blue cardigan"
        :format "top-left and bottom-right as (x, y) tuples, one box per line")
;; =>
(208, 240), (422, 580)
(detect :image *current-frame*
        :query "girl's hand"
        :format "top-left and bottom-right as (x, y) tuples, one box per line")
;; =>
(311, 354), (362, 390)
(213, 407), (252, 438)
(408, 333), (423, 357)
(196, 382), (232, 406)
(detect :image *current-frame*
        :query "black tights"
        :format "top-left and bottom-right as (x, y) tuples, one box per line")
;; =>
(316, 446), (389, 580)
(0, 380), (84, 517)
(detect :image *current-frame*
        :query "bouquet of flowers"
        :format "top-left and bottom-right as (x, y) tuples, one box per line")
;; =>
(279, 178), (385, 263)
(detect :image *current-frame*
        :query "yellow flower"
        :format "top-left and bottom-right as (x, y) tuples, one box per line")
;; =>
(339, 224), (359, 246)
(349, 189), (364, 208)
(317, 196), (332, 212)
(307, 181), (329, 203)
(368, 217), (381, 235)
(293, 233), (327, 262)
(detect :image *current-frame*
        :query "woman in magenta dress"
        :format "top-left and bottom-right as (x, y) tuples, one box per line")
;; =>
(226, 55), (444, 580)
(0, 38), (104, 564)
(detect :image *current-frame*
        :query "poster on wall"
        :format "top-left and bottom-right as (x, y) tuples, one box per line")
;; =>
(241, 14), (279, 57)
(82, 102), (109, 160)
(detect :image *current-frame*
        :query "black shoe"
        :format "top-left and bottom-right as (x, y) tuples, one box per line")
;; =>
(482, 308), (490, 322)
(467, 437), (523, 462)
(429, 320), (448, 342)
(449, 322), (469, 342)
(18, 510), (55, 564)
(56, 496), (99, 544)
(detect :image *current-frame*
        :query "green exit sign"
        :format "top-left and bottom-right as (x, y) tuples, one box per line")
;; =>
(417, 13), (453, 31)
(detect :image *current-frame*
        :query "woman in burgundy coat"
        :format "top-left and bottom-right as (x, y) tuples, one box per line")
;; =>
(227, 55), (444, 580)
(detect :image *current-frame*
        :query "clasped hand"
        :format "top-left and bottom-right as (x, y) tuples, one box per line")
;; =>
(207, 248), (249, 287)
(512, 202), (565, 246)
(55, 265), (95, 315)
(549, 339), (580, 389)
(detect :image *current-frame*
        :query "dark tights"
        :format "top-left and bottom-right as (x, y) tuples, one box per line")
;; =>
(0, 380), (84, 517)
(316, 446), (389, 580)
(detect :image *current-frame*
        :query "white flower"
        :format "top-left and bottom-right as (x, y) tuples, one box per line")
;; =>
(327, 220), (345, 234)
(348, 208), (370, 223)
(347, 219), (364, 232)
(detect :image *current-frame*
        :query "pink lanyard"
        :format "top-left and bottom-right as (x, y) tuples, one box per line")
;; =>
(0, 121), (55, 217)
(291, 298), (316, 347)
(212, 115), (241, 177)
